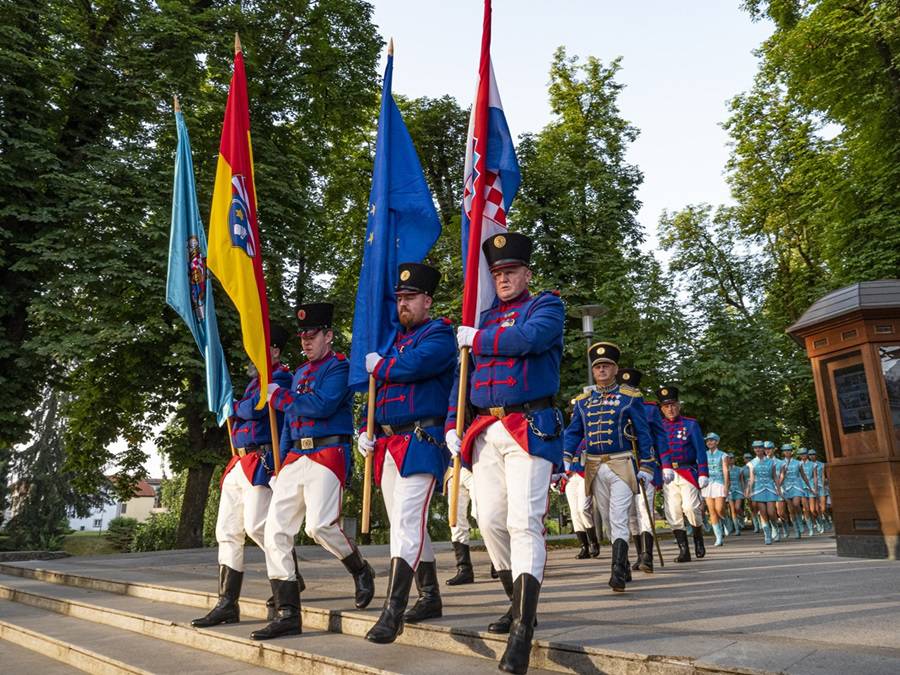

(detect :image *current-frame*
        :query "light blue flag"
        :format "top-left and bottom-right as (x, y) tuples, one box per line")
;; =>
(166, 107), (233, 425)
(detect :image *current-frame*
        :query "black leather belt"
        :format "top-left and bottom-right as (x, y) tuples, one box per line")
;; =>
(244, 444), (272, 452)
(476, 397), (555, 419)
(293, 435), (351, 451)
(670, 462), (695, 469)
(381, 417), (446, 436)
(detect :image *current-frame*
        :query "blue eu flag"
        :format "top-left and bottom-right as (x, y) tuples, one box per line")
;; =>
(349, 49), (442, 391)
(166, 105), (234, 425)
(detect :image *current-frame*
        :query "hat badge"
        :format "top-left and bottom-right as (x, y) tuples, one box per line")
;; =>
(494, 234), (506, 248)
(297, 309), (306, 320)
(597, 346), (605, 355)
(400, 269), (411, 281)
(622, 372), (630, 380)
(661, 388), (669, 396)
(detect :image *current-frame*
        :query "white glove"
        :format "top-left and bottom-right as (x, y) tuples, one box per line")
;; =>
(637, 470), (654, 485)
(357, 431), (375, 457)
(446, 429), (461, 457)
(563, 460), (572, 473)
(456, 326), (478, 349)
(266, 383), (280, 401)
(698, 476), (709, 489)
(663, 468), (675, 484)
(550, 473), (564, 483)
(365, 352), (381, 373)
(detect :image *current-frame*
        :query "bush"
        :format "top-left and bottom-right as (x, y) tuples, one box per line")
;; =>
(105, 516), (139, 551)
(131, 511), (179, 552)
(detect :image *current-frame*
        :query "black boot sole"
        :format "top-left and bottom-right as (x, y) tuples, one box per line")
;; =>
(445, 574), (475, 586)
(250, 625), (301, 640)
(365, 623), (404, 644)
(191, 616), (239, 628)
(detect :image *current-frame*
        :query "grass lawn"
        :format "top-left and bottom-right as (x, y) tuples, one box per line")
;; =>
(63, 531), (118, 557)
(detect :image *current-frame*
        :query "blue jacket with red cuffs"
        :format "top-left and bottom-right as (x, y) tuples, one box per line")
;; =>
(644, 402), (666, 489)
(659, 415), (708, 488)
(269, 351), (354, 485)
(447, 290), (565, 468)
(367, 317), (456, 489)
(224, 363), (293, 487)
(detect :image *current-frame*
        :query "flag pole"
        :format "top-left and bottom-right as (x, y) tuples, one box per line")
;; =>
(225, 418), (237, 457)
(362, 375), (376, 533)
(449, 349), (469, 528)
(268, 399), (282, 475)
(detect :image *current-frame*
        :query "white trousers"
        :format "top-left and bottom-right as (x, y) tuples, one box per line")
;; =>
(263, 456), (354, 580)
(472, 421), (552, 582)
(663, 474), (702, 530)
(564, 473), (594, 533)
(216, 466), (271, 572)
(381, 453), (436, 568)
(450, 467), (476, 545)
(629, 483), (656, 535)
(590, 464), (633, 544)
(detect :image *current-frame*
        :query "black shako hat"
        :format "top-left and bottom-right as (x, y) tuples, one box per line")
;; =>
(589, 341), (620, 366)
(617, 367), (643, 387)
(296, 302), (334, 332)
(482, 232), (532, 271)
(395, 262), (440, 296)
(269, 324), (290, 350)
(657, 385), (680, 404)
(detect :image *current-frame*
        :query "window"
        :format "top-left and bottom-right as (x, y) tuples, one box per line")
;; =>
(93, 518), (102, 528)
(879, 345), (900, 430)
(833, 363), (875, 434)
(121, 502), (127, 514)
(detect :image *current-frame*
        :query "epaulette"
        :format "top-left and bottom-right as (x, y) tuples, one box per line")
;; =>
(440, 317), (452, 325)
(334, 352), (347, 361)
(549, 289), (561, 297)
(570, 391), (590, 405)
(619, 384), (641, 398)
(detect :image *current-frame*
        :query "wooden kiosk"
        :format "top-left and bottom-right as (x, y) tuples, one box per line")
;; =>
(788, 280), (900, 558)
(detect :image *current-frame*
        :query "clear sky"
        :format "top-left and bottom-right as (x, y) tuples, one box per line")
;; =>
(141, 2), (773, 478)
(372, 0), (772, 249)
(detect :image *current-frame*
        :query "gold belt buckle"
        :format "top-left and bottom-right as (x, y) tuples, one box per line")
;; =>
(382, 425), (394, 436)
(300, 437), (314, 450)
(489, 406), (506, 419)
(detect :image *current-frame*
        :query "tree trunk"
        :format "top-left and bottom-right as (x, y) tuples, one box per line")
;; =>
(175, 462), (216, 548)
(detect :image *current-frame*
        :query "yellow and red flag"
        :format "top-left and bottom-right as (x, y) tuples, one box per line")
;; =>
(208, 33), (272, 409)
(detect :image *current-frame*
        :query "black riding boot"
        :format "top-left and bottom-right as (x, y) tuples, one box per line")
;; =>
(608, 539), (629, 592)
(488, 569), (514, 633)
(639, 531), (654, 573)
(673, 529), (691, 563)
(268, 550), (306, 619)
(574, 531), (590, 559)
(498, 573), (541, 674)
(365, 557), (415, 644)
(192, 565), (242, 627)
(693, 527), (706, 559)
(404, 560), (442, 623)
(490, 563), (499, 579)
(586, 527), (601, 558)
(631, 534), (644, 571)
(445, 542), (475, 586)
(341, 548), (376, 609)
(250, 579), (301, 640)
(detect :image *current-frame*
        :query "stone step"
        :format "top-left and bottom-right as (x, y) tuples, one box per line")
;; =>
(0, 573), (557, 674)
(0, 598), (272, 674)
(0, 625), (85, 674)
(0, 560), (748, 675)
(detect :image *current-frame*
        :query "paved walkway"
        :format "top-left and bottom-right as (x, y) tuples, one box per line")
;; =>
(6, 532), (900, 674)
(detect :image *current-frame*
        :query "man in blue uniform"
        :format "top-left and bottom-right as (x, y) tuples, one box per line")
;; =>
(564, 347), (656, 592)
(357, 263), (456, 644)
(252, 303), (375, 640)
(192, 325), (293, 628)
(446, 232), (564, 675)
(657, 386), (709, 563)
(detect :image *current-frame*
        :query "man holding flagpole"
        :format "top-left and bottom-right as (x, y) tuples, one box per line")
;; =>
(446, 5), (564, 672)
(348, 40), (444, 646)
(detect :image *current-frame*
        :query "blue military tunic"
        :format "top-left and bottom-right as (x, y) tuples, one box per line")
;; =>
(659, 416), (708, 487)
(225, 363), (293, 487)
(368, 317), (455, 488)
(563, 383), (657, 475)
(270, 351), (354, 485)
(448, 290), (565, 467)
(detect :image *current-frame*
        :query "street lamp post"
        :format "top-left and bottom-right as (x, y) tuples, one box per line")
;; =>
(570, 304), (607, 387)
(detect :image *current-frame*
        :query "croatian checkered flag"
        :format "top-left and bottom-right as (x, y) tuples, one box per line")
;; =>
(460, 0), (521, 329)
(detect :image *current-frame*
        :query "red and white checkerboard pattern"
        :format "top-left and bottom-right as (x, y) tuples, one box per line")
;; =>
(464, 170), (507, 226)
